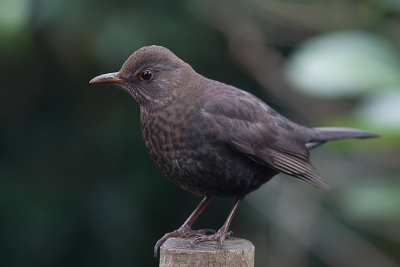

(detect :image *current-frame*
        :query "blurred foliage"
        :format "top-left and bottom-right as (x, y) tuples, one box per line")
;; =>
(0, 0), (399, 266)
(287, 31), (400, 98)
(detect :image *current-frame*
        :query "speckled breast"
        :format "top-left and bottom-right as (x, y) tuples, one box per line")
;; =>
(140, 107), (275, 198)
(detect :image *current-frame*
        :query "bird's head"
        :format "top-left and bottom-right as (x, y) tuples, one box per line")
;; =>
(90, 45), (192, 110)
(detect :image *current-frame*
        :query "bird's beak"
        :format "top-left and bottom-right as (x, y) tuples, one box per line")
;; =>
(89, 72), (124, 84)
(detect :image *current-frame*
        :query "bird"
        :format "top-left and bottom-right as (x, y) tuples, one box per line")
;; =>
(89, 45), (379, 256)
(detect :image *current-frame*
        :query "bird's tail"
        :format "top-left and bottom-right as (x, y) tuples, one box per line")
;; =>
(306, 127), (379, 149)
(312, 127), (379, 141)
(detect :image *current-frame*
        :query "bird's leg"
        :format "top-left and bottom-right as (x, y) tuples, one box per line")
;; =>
(174, 196), (216, 238)
(154, 196), (214, 256)
(192, 197), (243, 245)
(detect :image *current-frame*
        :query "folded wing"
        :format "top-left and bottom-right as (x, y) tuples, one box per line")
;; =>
(202, 89), (329, 190)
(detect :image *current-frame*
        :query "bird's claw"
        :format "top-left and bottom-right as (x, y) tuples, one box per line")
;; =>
(154, 230), (180, 257)
(178, 227), (216, 237)
(154, 226), (216, 257)
(191, 228), (233, 245)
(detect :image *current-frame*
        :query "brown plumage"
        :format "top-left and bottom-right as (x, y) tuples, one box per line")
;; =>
(89, 45), (379, 256)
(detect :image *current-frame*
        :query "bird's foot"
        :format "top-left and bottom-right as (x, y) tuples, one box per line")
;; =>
(177, 225), (216, 237)
(154, 225), (216, 257)
(191, 226), (233, 245)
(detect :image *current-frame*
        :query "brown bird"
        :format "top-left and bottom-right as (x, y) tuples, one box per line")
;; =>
(89, 45), (378, 256)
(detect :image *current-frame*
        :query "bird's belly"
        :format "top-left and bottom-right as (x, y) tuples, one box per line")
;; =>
(141, 112), (276, 198)
(149, 144), (274, 198)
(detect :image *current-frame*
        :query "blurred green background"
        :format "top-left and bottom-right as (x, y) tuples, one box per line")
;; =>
(1, 0), (399, 266)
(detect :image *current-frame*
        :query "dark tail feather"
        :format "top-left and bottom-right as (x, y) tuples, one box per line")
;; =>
(311, 127), (380, 143)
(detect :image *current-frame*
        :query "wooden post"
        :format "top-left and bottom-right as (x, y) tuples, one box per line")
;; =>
(159, 237), (255, 267)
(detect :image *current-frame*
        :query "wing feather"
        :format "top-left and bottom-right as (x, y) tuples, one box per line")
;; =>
(201, 87), (330, 190)
(271, 149), (329, 190)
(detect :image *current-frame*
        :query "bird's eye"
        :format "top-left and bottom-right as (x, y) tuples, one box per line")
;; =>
(139, 70), (153, 82)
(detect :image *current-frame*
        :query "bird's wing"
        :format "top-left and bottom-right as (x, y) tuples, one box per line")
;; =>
(201, 89), (329, 190)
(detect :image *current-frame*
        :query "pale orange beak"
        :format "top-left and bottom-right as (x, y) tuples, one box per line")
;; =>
(89, 72), (124, 84)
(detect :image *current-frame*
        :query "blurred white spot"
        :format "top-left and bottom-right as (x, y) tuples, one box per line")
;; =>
(355, 89), (400, 130)
(286, 31), (400, 98)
